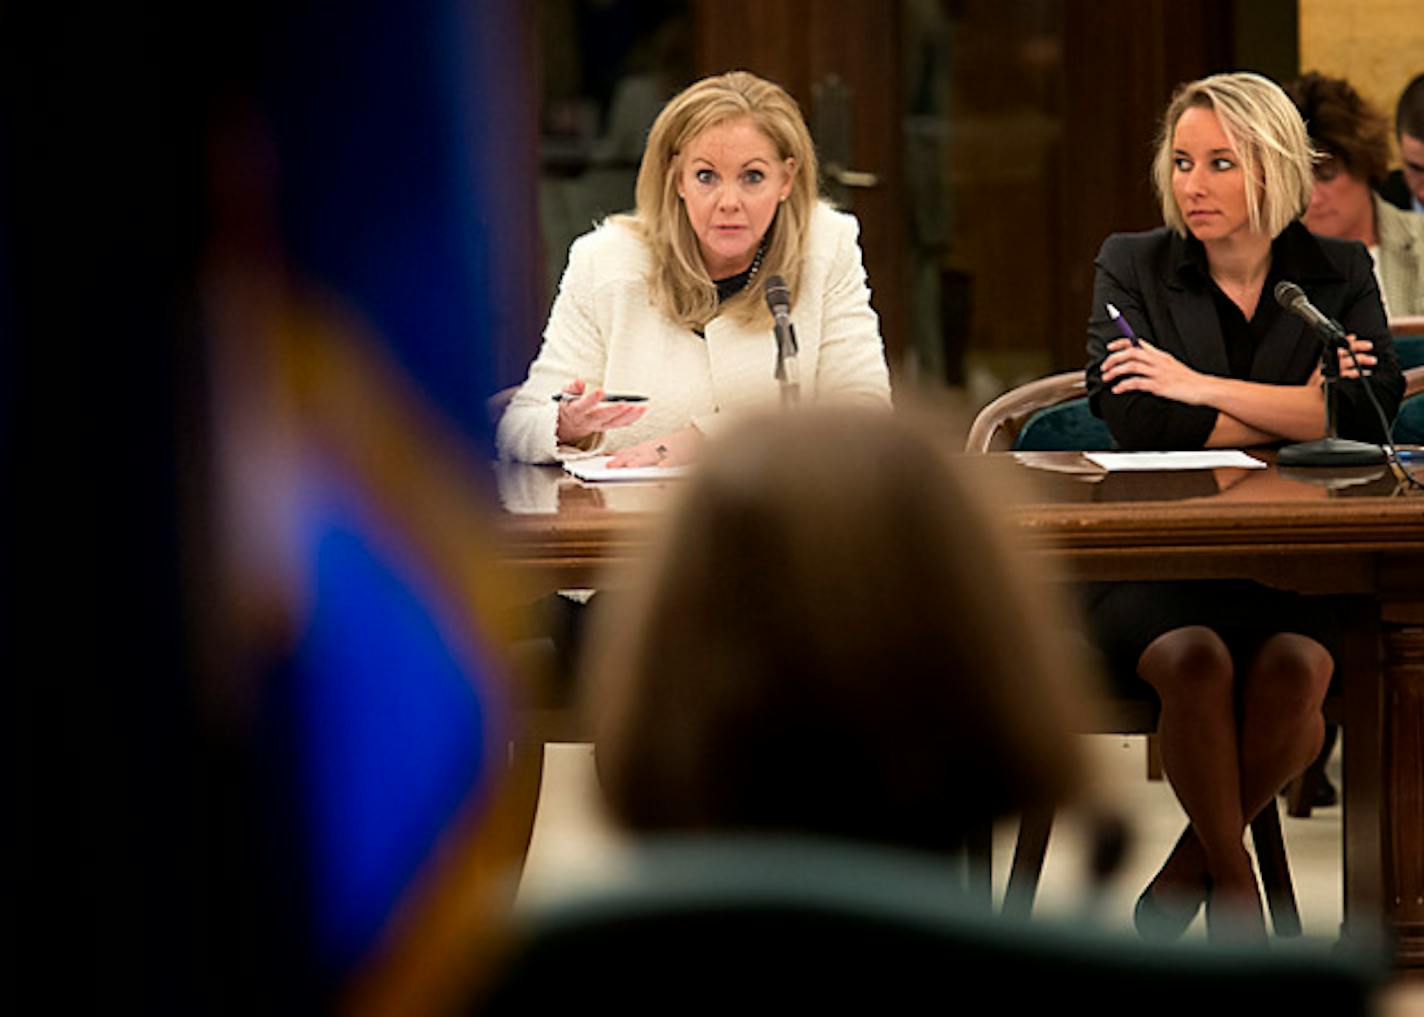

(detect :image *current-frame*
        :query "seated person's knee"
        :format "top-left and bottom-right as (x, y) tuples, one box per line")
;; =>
(1139, 626), (1233, 695)
(1249, 633), (1333, 711)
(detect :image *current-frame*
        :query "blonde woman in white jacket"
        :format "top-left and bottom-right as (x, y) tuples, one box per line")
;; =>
(497, 71), (891, 467)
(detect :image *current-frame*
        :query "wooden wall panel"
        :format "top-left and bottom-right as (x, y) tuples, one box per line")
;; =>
(695, 0), (908, 373)
(1053, 0), (1235, 370)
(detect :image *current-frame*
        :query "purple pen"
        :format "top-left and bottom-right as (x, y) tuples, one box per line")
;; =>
(1106, 302), (1139, 345)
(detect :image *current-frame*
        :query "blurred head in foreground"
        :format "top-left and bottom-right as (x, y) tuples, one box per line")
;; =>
(590, 406), (1097, 853)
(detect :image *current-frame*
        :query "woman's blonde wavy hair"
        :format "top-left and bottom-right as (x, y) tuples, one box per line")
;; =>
(1152, 72), (1317, 239)
(619, 71), (820, 330)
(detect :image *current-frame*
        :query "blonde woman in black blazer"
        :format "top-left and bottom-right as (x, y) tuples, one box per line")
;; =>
(1083, 73), (1402, 944)
(1086, 221), (1402, 449)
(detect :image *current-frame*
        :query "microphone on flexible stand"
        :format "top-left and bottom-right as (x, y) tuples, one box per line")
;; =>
(763, 274), (800, 407)
(1272, 281), (1384, 467)
(1274, 280), (1347, 345)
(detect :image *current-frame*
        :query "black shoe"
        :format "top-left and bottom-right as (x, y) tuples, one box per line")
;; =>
(1280, 775), (1339, 809)
(1134, 877), (1209, 942)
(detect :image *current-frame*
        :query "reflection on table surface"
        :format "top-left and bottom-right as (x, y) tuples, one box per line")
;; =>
(492, 460), (678, 516)
(493, 451), (1424, 518)
(1031, 459), (1412, 505)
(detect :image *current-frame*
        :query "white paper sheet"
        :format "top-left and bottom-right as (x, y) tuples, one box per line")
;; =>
(1083, 450), (1266, 472)
(561, 454), (691, 483)
(1011, 452), (1107, 476)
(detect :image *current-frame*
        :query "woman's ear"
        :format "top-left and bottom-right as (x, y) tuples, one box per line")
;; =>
(780, 157), (797, 201)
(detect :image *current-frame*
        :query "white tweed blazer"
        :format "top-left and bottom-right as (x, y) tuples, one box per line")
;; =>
(496, 202), (892, 463)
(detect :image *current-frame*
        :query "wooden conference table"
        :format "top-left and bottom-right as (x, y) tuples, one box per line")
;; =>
(493, 452), (1424, 965)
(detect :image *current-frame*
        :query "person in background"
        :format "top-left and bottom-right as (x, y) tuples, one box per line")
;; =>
(1282, 70), (1424, 809)
(496, 70), (891, 467)
(1285, 71), (1424, 317)
(589, 406), (1099, 859)
(1084, 72), (1403, 942)
(1379, 73), (1424, 214)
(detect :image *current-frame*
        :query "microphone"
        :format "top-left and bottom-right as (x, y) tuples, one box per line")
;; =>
(763, 274), (800, 405)
(1273, 281), (1346, 345)
(1271, 280), (1384, 467)
(764, 274), (792, 322)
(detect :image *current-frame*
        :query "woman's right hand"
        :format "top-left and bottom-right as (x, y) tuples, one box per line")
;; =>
(1100, 337), (1213, 405)
(555, 379), (648, 444)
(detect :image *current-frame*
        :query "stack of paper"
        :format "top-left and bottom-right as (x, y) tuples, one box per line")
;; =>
(1083, 450), (1265, 472)
(561, 455), (691, 483)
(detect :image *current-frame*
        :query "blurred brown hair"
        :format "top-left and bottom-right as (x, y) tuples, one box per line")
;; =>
(589, 406), (1097, 854)
(1284, 72), (1393, 187)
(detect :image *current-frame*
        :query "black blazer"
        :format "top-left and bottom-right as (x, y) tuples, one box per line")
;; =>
(1084, 223), (1403, 450)
(1378, 169), (1415, 212)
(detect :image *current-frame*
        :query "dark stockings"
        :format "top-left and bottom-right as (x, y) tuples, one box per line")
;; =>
(1138, 626), (1332, 941)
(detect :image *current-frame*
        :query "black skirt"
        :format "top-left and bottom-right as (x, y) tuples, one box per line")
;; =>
(1080, 580), (1341, 690)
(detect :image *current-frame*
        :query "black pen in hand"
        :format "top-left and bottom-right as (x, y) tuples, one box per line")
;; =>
(551, 392), (649, 402)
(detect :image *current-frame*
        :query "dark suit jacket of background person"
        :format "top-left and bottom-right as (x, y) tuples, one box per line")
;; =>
(1379, 169), (1416, 212)
(1085, 222), (1404, 451)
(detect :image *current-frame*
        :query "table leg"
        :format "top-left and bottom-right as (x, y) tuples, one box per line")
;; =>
(1342, 599), (1383, 946)
(1382, 621), (1424, 967)
(506, 739), (547, 866)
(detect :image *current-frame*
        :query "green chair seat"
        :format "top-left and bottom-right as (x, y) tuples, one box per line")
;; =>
(1394, 334), (1424, 371)
(1013, 397), (1115, 452)
(1393, 393), (1424, 445)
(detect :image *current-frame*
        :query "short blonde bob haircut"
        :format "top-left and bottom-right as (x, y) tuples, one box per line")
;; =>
(590, 405), (1097, 852)
(1152, 72), (1316, 239)
(620, 71), (820, 331)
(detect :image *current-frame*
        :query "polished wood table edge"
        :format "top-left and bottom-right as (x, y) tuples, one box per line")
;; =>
(497, 511), (656, 585)
(497, 498), (1424, 575)
(1014, 503), (1424, 554)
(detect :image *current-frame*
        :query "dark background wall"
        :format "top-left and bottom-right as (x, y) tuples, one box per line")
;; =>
(515, 0), (1302, 391)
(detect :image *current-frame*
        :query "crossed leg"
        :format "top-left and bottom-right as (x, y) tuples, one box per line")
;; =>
(1137, 625), (1332, 940)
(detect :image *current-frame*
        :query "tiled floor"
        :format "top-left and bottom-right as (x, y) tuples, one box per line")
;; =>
(517, 737), (1424, 1012)
(517, 735), (1344, 940)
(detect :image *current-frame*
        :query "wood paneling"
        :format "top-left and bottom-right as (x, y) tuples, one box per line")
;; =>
(543, 1), (1313, 384)
(696, 0), (908, 373)
(1054, 0), (1236, 370)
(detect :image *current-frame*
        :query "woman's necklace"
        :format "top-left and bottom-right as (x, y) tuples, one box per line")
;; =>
(743, 240), (766, 289)
(712, 240), (768, 305)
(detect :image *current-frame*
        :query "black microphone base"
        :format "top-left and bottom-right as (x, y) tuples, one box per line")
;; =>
(1277, 437), (1385, 467)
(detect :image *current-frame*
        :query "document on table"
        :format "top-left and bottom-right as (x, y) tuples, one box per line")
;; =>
(562, 455), (691, 483)
(1083, 450), (1266, 472)
(1011, 452), (1107, 477)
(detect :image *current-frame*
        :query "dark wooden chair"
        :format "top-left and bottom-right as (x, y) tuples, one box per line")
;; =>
(1003, 699), (1302, 935)
(963, 370), (1112, 453)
